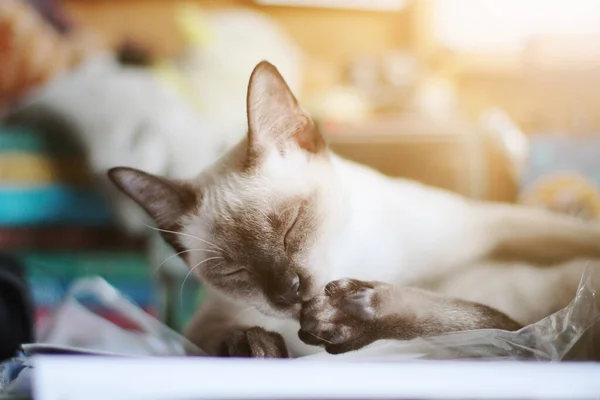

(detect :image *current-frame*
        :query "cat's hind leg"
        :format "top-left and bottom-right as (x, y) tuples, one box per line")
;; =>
(474, 203), (600, 266)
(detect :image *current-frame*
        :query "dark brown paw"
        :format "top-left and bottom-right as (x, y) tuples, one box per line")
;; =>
(299, 278), (388, 354)
(219, 327), (290, 358)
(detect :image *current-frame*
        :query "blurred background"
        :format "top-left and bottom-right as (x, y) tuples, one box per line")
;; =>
(3, 0), (600, 339)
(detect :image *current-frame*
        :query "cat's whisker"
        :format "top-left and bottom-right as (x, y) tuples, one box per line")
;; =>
(324, 286), (333, 297)
(211, 261), (225, 273)
(145, 224), (225, 252)
(256, 208), (273, 225)
(179, 256), (224, 304)
(153, 248), (210, 276)
(308, 331), (332, 344)
(202, 249), (222, 255)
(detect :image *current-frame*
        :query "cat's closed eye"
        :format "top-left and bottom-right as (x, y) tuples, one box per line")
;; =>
(283, 208), (301, 250)
(222, 267), (249, 277)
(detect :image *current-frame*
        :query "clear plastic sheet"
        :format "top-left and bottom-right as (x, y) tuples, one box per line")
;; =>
(38, 268), (599, 361)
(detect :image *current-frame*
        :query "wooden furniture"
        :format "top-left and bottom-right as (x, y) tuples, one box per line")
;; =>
(324, 115), (518, 202)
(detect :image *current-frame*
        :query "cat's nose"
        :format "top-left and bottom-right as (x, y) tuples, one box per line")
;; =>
(273, 275), (301, 306)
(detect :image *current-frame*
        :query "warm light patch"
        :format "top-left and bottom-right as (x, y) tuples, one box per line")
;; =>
(432, 0), (600, 53)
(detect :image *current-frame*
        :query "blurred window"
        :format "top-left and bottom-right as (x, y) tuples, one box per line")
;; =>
(432, 0), (600, 53)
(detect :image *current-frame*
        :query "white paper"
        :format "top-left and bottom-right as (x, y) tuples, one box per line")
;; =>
(34, 356), (600, 400)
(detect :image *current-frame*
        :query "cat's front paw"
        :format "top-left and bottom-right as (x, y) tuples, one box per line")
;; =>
(219, 327), (290, 358)
(298, 278), (390, 354)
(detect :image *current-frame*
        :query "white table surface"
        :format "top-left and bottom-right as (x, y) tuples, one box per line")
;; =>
(34, 356), (600, 400)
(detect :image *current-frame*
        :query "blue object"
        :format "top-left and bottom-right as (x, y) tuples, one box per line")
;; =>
(0, 185), (112, 226)
(522, 134), (600, 190)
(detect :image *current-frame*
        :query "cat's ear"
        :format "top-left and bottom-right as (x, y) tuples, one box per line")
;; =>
(108, 167), (198, 252)
(246, 61), (325, 158)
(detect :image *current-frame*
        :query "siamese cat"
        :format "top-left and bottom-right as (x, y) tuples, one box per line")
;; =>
(109, 61), (600, 357)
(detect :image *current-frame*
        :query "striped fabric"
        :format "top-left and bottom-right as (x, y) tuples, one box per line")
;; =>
(0, 226), (144, 251)
(0, 124), (158, 325)
(0, 185), (112, 226)
(0, 1), (159, 330)
(25, 251), (159, 329)
(0, 154), (89, 184)
(0, 125), (79, 155)
(0, 125), (110, 226)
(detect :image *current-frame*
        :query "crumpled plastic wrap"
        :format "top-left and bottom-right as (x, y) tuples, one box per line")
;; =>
(3, 267), (597, 397)
(36, 277), (203, 357)
(35, 267), (600, 361)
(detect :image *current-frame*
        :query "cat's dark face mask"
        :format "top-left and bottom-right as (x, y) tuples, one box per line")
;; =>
(108, 61), (345, 318)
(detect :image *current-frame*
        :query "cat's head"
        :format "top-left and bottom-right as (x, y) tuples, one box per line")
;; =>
(108, 61), (346, 318)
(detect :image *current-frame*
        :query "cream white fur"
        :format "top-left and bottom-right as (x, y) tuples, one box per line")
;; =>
(182, 138), (597, 357)
(173, 62), (600, 357)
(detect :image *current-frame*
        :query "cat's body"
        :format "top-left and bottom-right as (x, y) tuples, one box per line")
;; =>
(182, 147), (593, 356)
(110, 61), (600, 357)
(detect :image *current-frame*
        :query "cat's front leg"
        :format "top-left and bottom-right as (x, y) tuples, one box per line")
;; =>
(218, 326), (290, 358)
(185, 293), (290, 358)
(298, 278), (522, 355)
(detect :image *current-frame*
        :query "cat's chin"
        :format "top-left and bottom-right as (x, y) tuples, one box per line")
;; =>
(256, 303), (301, 320)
